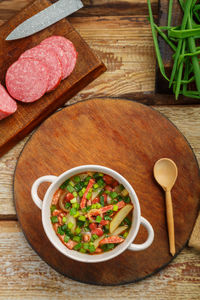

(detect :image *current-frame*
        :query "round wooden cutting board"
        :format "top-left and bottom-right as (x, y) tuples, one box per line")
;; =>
(14, 99), (200, 285)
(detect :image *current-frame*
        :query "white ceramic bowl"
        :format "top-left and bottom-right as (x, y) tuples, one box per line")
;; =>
(31, 165), (154, 263)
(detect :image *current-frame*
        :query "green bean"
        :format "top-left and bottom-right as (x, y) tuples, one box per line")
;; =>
(158, 26), (172, 30)
(182, 91), (200, 99)
(182, 58), (190, 95)
(182, 76), (195, 84)
(185, 91), (200, 95)
(187, 14), (200, 92)
(194, 12), (200, 23)
(168, 0), (173, 36)
(175, 39), (186, 99)
(178, 0), (185, 11)
(172, 24), (200, 30)
(147, 0), (169, 81)
(154, 23), (177, 51)
(169, 27), (200, 38)
(193, 4), (200, 22)
(178, 50), (200, 66)
(169, 0), (193, 88)
(148, 0), (200, 99)
(192, 0), (199, 10)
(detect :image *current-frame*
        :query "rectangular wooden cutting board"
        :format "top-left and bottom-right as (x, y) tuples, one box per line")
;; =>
(155, 0), (200, 104)
(0, 0), (106, 158)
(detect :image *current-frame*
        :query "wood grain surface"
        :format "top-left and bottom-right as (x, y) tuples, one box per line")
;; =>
(14, 99), (200, 285)
(0, 220), (199, 298)
(0, 0), (106, 158)
(189, 213), (200, 250)
(0, 0), (200, 298)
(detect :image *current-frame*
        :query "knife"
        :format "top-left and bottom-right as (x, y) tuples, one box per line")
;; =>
(6, 0), (83, 41)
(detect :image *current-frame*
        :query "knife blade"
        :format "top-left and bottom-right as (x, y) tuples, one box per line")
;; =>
(6, 0), (83, 41)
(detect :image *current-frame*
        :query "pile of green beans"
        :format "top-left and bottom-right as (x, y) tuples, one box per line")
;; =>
(147, 0), (200, 99)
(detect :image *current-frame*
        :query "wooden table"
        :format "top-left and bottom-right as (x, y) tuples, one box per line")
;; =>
(0, 0), (199, 298)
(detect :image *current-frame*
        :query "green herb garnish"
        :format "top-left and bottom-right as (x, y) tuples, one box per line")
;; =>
(51, 216), (58, 223)
(60, 179), (70, 189)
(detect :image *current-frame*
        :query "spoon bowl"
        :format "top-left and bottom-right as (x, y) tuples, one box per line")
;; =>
(154, 158), (178, 191)
(153, 158), (178, 256)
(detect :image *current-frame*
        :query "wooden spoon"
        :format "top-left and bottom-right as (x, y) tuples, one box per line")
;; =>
(153, 158), (178, 256)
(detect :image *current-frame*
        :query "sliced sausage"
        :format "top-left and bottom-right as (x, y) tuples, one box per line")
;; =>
(0, 84), (17, 120)
(20, 45), (62, 92)
(41, 36), (77, 79)
(6, 58), (49, 103)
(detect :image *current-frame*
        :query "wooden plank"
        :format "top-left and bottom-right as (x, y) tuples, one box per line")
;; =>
(0, 0), (106, 158)
(69, 15), (157, 97)
(73, 0), (158, 17)
(69, 16), (200, 104)
(0, 0), (158, 23)
(0, 221), (199, 297)
(0, 104), (199, 219)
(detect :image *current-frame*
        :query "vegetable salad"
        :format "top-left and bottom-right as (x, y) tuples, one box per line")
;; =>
(50, 172), (133, 254)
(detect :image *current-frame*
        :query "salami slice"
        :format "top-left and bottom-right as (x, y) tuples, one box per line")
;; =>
(20, 45), (62, 91)
(41, 36), (77, 79)
(0, 84), (17, 120)
(6, 59), (49, 103)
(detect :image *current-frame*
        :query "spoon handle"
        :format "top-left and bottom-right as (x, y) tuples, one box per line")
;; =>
(165, 190), (175, 256)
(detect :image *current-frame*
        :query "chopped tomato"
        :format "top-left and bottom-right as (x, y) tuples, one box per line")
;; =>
(87, 200), (92, 206)
(100, 205), (113, 214)
(59, 235), (77, 249)
(99, 236), (124, 245)
(100, 219), (109, 226)
(112, 181), (119, 188)
(91, 228), (104, 237)
(95, 248), (103, 253)
(66, 240), (77, 250)
(52, 209), (62, 216)
(58, 235), (65, 242)
(103, 175), (113, 185)
(58, 216), (62, 225)
(80, 178), (95, 209)
(65, 192), (74, 202)
(102, 193), (107, 205)
(105, 185), (113, 191)
(117, 201), (126, 209)
(89, 223), (97, 231)
(52, 189), (63, 205)
(83, 234), (91, 242)
(92, 197), (100, 204)
(53, 223), (59, 231)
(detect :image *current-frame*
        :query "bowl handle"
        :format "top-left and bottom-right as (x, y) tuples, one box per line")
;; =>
(31, 175), (57, 210)
(128, 217), (154, 251)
